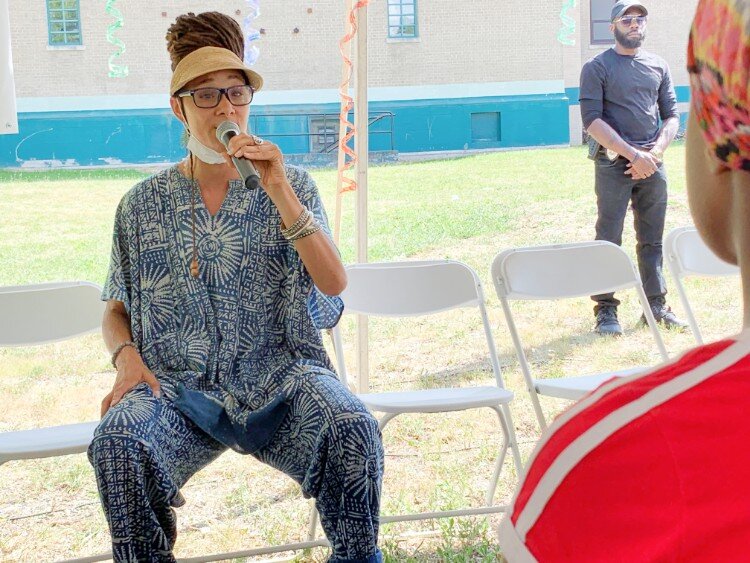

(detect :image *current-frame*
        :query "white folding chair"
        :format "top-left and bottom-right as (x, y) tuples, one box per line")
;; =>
(491, 241), (669, 430)
(0, 282), (111, 561)
(665, 226), (740, 345)
(331, 260), (523, 522)
(0, 281), (104, 466)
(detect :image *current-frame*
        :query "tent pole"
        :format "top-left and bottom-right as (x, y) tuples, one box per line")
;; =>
(354, 3), (369, 393)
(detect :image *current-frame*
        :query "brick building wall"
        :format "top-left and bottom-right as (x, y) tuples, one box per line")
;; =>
(1, 0), (702, 165)
(8, 0), (564, 98)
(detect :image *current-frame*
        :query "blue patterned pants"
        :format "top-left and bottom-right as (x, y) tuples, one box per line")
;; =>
(88, 373), (384, 562)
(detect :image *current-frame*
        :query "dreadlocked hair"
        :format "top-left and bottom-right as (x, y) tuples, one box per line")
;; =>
(166, 12), (244, 70)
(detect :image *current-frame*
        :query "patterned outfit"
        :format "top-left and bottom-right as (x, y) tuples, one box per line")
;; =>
(89, 165), (384, 562)
(688, 0), (750, 170)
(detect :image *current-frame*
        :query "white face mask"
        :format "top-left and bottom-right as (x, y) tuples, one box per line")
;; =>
(187, 135), (227, 165)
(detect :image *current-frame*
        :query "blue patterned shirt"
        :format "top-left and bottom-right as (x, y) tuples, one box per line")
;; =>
(103, 164), (344, 453)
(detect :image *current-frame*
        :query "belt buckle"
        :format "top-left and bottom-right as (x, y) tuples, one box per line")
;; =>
(605, 149), (619, 161)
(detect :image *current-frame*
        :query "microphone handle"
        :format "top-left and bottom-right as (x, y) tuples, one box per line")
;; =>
(230, 154), (262, 190)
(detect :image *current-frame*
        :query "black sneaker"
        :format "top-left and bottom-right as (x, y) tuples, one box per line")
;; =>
(595, 307), (623, 336)
(640, 303), (690, 331)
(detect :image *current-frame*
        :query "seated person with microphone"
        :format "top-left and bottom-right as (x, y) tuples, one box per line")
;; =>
(88, 11), (384, 563)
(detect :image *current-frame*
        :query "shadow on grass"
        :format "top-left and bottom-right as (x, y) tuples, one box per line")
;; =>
(405, 325), (644, 392)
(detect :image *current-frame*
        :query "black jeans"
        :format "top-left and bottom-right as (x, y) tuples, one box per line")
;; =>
(591, 155), (668, 313)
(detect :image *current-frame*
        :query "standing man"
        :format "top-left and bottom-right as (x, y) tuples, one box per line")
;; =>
(580, 0), (687, 336)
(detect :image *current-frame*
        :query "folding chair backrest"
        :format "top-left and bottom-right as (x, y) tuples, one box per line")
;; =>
(491, 242), (668, 430)
(665, 226), (739, 278)
(341, 260), (482, 317)
(333, 260), (503, 391)
(0, 281), (105, 347)
(491, 241), (640, 300)
(665, 226), (740, 344)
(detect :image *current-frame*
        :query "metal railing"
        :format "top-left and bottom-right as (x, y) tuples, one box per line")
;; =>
(247, 111), (395, 154)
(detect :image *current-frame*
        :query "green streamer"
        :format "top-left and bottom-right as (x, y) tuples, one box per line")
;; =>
(105, 0), (128, 78)
(557, 0), (577, 46)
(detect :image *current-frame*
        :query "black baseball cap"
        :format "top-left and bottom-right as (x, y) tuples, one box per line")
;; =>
(611, 1), (648, 22)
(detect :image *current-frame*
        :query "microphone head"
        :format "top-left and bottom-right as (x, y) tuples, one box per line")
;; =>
(216, 120), (241, 146)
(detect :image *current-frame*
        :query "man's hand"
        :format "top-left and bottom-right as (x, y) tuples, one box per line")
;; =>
(649, 147), (665, 163)
(101, 347), (161, 417)
(625, 149), (660, 180)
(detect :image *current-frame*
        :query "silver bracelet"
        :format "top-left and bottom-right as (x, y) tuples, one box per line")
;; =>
(288, 221), (322, 241)
(281, 208), (312, 238)
(111, 340), (136, 369)
(282, 212), (315, 241)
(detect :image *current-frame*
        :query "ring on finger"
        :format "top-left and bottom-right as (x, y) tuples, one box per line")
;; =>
(252, 135), (264, 145)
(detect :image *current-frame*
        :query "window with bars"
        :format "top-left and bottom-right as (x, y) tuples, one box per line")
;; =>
(388, 0), (418, 39)
(47, 0), (82, 46)
(309, 117), (339, 153)
(590, 0), (614, 45)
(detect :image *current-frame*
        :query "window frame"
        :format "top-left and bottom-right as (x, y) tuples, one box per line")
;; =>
(387, 0), (418, 39)
(309, 116), (339, 154)
(46, 0), (82, 47)
(470, 111), (502, 149)
(590, 0), (613, 46)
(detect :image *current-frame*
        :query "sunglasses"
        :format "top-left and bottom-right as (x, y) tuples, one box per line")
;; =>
(615, 15), (647, 26)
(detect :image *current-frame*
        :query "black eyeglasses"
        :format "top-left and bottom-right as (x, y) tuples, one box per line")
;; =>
(176, 85), (254, 109)
(615, 15), (647, 27)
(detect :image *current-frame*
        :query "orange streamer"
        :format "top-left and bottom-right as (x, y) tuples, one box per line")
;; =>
(337, 0), (370, 194)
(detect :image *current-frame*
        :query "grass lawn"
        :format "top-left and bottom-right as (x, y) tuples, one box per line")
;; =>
(0, 144), (742, 561)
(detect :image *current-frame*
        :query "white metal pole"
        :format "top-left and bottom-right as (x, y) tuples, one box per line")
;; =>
(0, 0), (19, 135)
(354, 3), (369, 393)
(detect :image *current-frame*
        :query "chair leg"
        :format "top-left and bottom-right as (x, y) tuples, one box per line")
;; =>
(306, 500), (320, 541)
(501, 404), (524, 476)
(378, 412), (397, 431)
(485, 406), (510, 505)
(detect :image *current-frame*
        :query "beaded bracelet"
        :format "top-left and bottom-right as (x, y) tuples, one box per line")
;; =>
(111, 340), (137, 369)
(281, 208), (312, 239)
(288, 221), (322, 241)
(282, 211), (316, 241)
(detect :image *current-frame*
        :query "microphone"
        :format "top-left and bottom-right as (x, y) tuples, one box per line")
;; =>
(215, 120), (262, 190)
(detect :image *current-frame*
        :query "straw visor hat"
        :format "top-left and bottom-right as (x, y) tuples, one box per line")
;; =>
(170, 46), (263, 96)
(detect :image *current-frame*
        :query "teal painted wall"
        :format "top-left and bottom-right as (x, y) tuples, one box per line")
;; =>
(0, 93), (569, 168)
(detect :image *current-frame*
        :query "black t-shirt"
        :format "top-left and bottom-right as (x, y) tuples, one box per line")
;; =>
(579, 48), (679, 148)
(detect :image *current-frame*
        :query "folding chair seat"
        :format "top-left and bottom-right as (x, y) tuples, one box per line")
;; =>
(490, 241), (669, 430)
(331, 260), (523, 521)
(665, 226), (740, 345)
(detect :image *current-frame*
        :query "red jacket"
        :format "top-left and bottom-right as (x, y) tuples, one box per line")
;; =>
(500, 331), (750, 562)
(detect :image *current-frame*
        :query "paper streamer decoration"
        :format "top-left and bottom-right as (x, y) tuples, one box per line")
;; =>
(243, 0), (261, 65)
(105, 0), (128, 77)
(337, 0), (370, 195)
(557, 0), (577, 46)
(332, 0), (369, 244)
